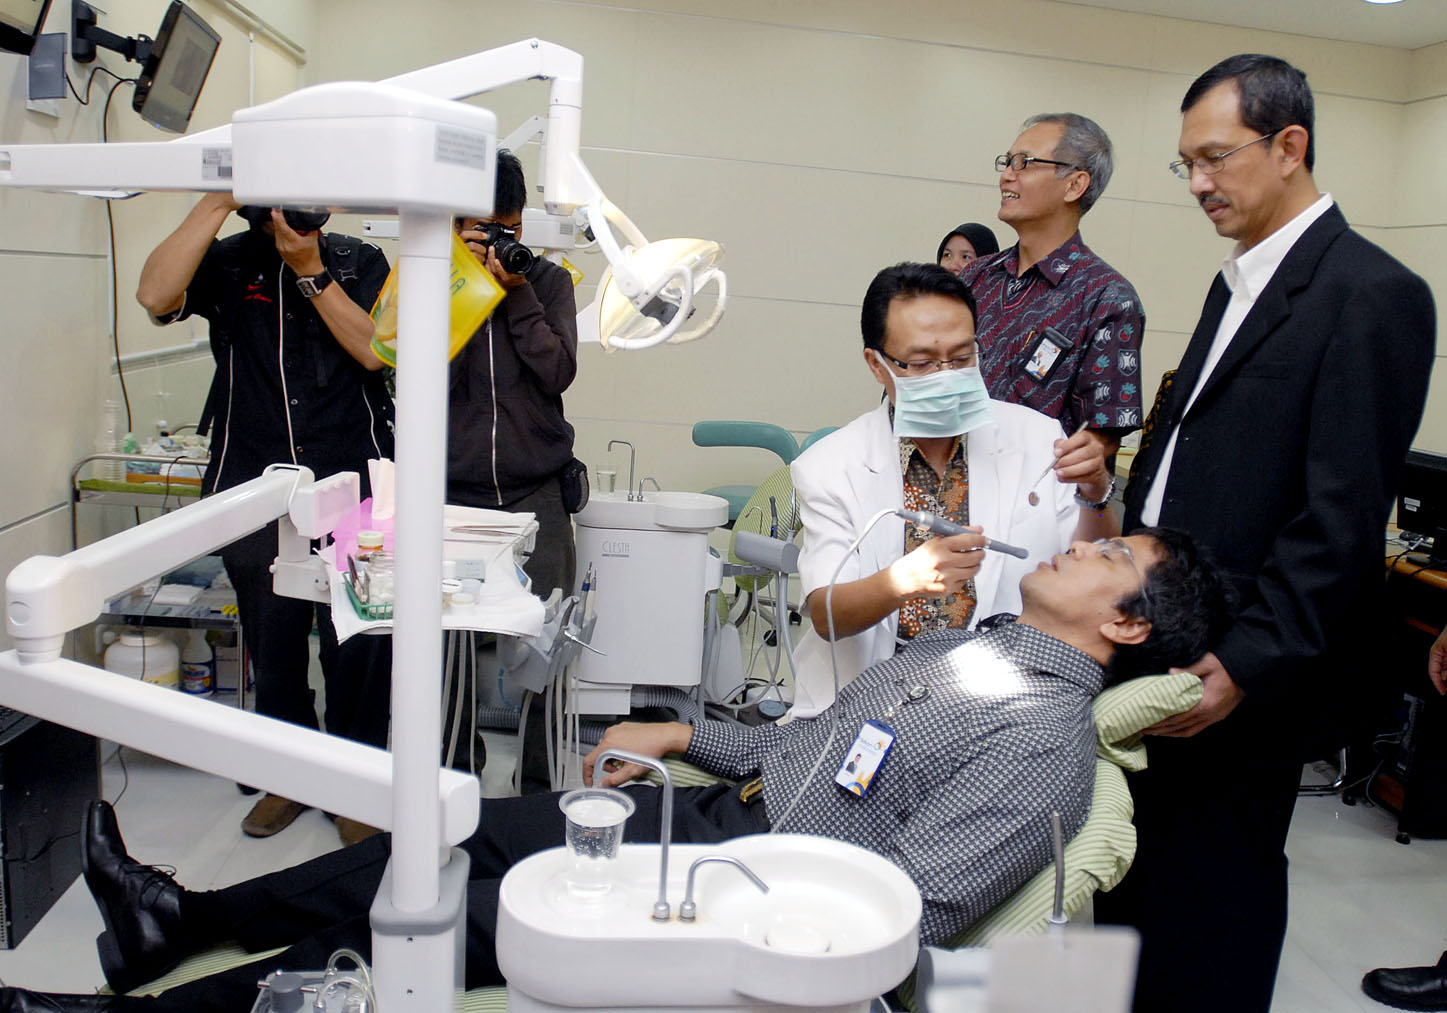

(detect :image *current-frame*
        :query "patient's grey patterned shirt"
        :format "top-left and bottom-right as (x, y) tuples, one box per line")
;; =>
(684, 619), (1101, 946)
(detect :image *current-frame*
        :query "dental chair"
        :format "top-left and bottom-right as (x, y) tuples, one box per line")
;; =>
(109, 673), (1201, 1010)
(690, 421), (801, 526)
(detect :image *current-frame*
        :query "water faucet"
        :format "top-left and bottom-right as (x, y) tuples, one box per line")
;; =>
(637, 476), (661, 499)
(592, 748), (673, 920)
(678, 855), (769, 922)
(607, 440), (636, 501)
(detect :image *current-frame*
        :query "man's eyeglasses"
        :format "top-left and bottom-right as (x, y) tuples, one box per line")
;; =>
(1092, 538), (1151, 617)
(879, 351), (978, 376)
(995, 152), (1082, 174)
(1168, 130), (1280, 180)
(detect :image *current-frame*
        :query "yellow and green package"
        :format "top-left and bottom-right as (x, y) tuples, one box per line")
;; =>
(369, 231), (506, 367)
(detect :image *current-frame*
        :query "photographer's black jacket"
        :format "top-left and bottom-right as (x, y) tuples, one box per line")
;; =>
(176, 228), (394, 497)
(446, 256), (578, 507)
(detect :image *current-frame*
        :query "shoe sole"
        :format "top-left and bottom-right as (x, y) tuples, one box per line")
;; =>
(1361, 981), (1447, 1012)
(96, 928), (138, 995)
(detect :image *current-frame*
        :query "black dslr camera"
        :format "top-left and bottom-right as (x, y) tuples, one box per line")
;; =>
(472, 221), (536, 275)
(238, 205), (332, 232)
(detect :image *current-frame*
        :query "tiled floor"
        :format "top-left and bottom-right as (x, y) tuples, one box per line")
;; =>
(0, 745), (1441, 1009)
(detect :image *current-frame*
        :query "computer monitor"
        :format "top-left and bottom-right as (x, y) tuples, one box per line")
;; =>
(1398, 449), (1447, 546)
(131, 2), (221, 134)
(0, 0), (52, 56)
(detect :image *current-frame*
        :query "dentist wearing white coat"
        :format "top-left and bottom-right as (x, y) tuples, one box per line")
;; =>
(789, 263), (1120, 717)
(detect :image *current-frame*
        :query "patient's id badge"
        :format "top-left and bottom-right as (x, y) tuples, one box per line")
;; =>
(835, 720), (896, 798)
(1020, 326), (1072, 383)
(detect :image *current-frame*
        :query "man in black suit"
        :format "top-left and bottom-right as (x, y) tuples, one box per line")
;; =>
(1095, 54), (1437, 1013)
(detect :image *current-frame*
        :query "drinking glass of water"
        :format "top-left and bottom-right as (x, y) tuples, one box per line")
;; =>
(558, 787), (635, 898)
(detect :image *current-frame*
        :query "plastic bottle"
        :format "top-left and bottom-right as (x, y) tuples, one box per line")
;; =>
(103, 630), (180, 688)
(95, 399), (126, 482)
(181, 629), (214, 697)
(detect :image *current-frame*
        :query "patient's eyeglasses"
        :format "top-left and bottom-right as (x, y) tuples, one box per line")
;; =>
(1092, 538), (1151, 617)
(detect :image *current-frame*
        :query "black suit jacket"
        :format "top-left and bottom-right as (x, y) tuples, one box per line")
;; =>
(1124, 204), (1435, 705)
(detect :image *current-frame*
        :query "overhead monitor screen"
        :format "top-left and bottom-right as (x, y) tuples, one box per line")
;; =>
(131, 1), (221, 133)
(0, 0), (52, 56)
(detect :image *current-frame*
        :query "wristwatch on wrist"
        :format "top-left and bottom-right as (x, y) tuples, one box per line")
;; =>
(1074, 473), (1118, 511)
(295, 271), (333, 299)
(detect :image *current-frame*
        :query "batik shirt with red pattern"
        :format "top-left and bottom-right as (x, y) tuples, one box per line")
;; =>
(960, 231), (1144, 435)
(898, 435), (976, 638)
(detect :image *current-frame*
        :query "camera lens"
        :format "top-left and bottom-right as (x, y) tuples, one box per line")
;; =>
(493, 239), (536, 275)
(283, 208), (331, 232)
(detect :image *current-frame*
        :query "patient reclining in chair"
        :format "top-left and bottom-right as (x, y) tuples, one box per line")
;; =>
(0, 527), (1230, 1011)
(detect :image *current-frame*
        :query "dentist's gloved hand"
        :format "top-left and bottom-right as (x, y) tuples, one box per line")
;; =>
(887, 527), (986, 599)
(584, 721), (694, 788)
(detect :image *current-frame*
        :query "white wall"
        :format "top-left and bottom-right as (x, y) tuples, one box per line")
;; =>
(309, 0), (1444, 500)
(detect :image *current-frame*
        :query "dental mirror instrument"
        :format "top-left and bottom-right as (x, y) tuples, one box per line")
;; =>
(1027, 420), (1089, 507)
(896, 509), (1030, 560)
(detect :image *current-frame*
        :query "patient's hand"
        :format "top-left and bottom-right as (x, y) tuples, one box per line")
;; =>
(584, 721), (694, 788)
(1142, 652), (1244, 737)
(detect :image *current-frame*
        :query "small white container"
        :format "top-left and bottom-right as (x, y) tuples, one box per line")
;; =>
(180, 629), (214, 697)
(104, 631), (181, 689)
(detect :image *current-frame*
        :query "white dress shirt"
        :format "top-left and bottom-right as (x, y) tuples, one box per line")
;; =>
(1140, 193), (1334, 526)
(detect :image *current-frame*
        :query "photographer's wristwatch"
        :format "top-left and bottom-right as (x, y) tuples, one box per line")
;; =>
(295, 271), (333, 299)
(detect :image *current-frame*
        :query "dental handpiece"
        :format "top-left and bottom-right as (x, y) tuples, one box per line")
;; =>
(896, 509), (1030, 559)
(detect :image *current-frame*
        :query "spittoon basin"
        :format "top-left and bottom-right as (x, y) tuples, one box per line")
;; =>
(573, 490), (729, 533)
(495, 833), (922, 1008)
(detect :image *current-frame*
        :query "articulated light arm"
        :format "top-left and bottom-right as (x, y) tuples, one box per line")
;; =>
(380, 38), (586, 216)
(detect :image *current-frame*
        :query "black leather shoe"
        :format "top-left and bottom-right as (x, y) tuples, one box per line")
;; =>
(0, 988), (123, 1010)
(80, 801), (186, 995)
(1363, 951), (1447, 1011)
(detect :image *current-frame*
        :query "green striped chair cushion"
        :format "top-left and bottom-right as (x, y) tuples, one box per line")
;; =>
(1094, 671), (1203, 770)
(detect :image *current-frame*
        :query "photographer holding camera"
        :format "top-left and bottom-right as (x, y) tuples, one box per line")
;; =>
(448, 151), (580, 792)
(447, 147), (579, 606)
(136, 194), (395, 844)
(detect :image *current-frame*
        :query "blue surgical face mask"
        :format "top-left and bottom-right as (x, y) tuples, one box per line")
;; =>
(880, 354), (995, 439)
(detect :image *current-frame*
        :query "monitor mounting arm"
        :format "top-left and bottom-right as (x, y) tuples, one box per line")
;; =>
(71, 0), (152, 64)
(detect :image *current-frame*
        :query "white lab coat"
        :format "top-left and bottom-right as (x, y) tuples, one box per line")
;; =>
(788, 398), (1078, 717)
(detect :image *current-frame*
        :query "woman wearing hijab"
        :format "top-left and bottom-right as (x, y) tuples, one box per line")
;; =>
(936, 222), (1000, 275)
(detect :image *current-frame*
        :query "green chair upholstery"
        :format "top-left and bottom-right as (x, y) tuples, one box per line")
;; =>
(691, 421), (802, 524)
(799, 426), (838, 453)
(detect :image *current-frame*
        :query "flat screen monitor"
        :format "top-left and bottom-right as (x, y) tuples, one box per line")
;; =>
(131, 2), (221, 134)
(0, 0), (52, 56)
(1398, 449), (1447, 542)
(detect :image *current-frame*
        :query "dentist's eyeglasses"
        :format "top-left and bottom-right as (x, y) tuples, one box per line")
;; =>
(878, 351), (978, 376)
(1092, 538), (1151, 617)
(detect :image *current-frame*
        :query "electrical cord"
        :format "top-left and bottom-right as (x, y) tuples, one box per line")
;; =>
(64, 64), (131, 105)
(101, 74), (139, 434)
(770, 508), (900, 834)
